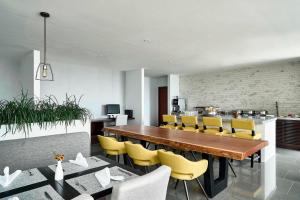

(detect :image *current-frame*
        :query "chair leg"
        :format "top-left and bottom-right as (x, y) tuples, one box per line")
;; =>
(117, 155), (120, 163)
(251, 154), (254, 168)
(174, 179), (180, 189)
(144, 166), (149, 173)
(126, 156), (134, 168)
(195, 178), (209, 200)
(228, 161), (237, 177)
(146, 142), (151, 149)
(191, 151), (197, 161)
(183, 181), (190, 200)
(258, 150), (261, 163)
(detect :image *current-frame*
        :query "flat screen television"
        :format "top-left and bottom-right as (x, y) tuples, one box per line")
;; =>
(106, 104), (120, 114)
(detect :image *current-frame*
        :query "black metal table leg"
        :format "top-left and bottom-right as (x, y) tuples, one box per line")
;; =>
(202, 153), (228, 198)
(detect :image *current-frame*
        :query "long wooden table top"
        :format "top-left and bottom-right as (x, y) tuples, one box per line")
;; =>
(103, 125), (268, 160)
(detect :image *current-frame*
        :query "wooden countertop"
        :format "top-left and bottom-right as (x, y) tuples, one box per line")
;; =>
(103, 125), (268, 160)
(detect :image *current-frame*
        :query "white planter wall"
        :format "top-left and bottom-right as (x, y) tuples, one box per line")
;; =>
(0, 119), (90, 141)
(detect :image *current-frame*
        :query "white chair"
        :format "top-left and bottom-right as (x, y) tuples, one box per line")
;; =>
(115, 114), (128, 126)
(111, 166), (171, 200)
(71, 194), (94, 200)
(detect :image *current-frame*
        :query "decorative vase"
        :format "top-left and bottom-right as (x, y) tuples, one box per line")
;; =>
(55, 161), (64, 181)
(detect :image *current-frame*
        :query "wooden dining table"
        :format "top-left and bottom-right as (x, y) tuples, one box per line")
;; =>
(103, 125), (268, 198)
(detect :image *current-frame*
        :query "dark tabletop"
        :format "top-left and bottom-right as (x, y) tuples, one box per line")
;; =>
(0, 155), (143, 200)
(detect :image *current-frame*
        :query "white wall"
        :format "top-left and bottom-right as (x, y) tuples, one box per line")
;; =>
(0, 53), (125, 119)
(150, 76), (168, 126)
(145, 75), (176, 126)
(168, 74), (179, 114)
(0, 52), (124, 140)
(180, 62), (300, 116)
(0, 60), (20, 100)
(40, 61), (125, 118)
(144, 76), (168, 126)
(125, 69), (144, 125)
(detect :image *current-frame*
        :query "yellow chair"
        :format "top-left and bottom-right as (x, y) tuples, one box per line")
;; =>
(125, 141), (160, 172)
(97, 135), (126, 162)
(231, 119), (261, 168)
(231, 119), (261, 140)
(158, 150), (209, 200)
(181, 116), (200, 133)
(160, 115), (178, 129)
(202, 116), (230, 136)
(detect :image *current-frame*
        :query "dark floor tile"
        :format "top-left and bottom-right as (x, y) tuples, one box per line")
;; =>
(287, 182), (300, 196)
(285, 170), (300, 183)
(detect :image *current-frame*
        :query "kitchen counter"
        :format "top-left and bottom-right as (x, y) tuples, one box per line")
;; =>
(277, 117), (300, 121)
(199, 115), (277, 124)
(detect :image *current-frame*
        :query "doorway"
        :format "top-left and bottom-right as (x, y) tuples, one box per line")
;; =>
(158, 86), (168, 125)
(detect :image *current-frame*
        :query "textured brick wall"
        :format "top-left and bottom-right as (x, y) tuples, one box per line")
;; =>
(180, 62), (300, 116)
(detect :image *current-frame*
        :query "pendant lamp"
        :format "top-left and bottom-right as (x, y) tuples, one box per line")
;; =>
(35, 12), (54, 81)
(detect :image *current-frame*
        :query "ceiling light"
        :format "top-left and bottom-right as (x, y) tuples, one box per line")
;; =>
(35, 12), (54, 81)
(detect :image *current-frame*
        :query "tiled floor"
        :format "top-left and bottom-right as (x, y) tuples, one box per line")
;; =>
(92, 144), (300, 200)
(166, 148), (300, 200)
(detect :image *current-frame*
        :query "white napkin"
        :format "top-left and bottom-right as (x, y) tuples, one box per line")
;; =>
(95, 167), (124, 188)
(69, 153), (89, 168)
(8, 197), (19, 200)
(0, 167), (22, 188)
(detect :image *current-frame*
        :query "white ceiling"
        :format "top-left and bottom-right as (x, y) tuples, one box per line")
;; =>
(1, 0), (300, 75)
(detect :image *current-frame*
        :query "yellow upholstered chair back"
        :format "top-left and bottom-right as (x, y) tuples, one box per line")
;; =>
(158, 150), (192, 174)
(125, 141), (159, 166)
(160, 115), (178, 129)
(181, 116), (198, 126)
(181, 116), (199, 132)
(163, 115), (177, 123)
(231, 119), (259, 138)
(97, 135), (126, 155)
(203, 117), (222, 127)
(231, 119), (255, 131)
(158, 150), (208, 180)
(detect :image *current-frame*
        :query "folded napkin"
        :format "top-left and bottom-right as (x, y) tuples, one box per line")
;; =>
(0, 167), (22, 188)
(8, 197), (19, 200)
(69, 153), (89, 168)
(95, 167), (124, 188)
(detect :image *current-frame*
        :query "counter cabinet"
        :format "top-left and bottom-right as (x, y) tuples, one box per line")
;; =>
(277, 119), (300, 150)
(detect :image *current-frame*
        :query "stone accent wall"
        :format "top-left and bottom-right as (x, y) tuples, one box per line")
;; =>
(180, 62), (300, 116)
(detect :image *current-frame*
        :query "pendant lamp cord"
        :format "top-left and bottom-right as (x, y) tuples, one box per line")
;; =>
(44, 16), (46, 64)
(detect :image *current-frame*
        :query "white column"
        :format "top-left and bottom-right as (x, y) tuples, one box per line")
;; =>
(33, 50), (41, 99)
(125, 68), (145, 125)
(19, 49), (40, 99)
(168, 74), (179, 114)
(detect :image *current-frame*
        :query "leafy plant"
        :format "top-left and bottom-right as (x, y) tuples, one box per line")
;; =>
(0, 90), (91, 138)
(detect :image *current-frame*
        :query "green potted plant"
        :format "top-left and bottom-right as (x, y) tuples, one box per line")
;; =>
(0, 90), (91, 139)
